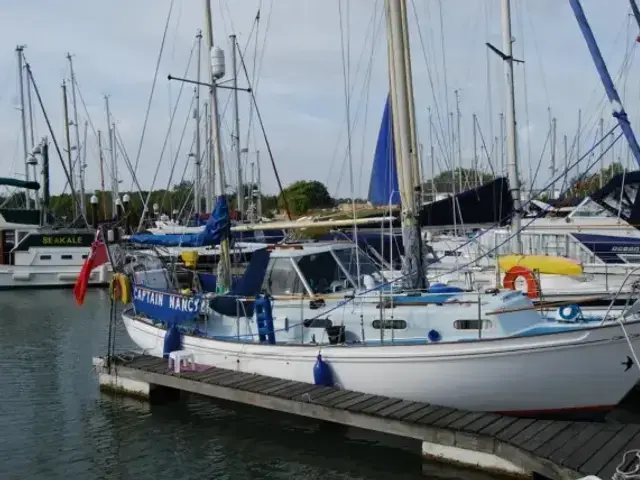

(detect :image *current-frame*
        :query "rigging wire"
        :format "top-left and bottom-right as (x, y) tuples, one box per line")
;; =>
(129, 0), (175, 191)
(136, 40), (196, 231)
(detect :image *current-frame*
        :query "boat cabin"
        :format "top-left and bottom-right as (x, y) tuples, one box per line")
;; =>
(261, 243), (385, 297)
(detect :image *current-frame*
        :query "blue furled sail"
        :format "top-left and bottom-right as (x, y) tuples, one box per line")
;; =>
(129, 195), (231, 247)
(368, 95), (400, 206)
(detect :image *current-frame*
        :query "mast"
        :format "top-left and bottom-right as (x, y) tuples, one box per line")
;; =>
(500, 0), (522, 253)
(599, 117), (604, 188)
(104, 96), (118, 214)
(62, 80), (77, 218)
(256, 149), (262, 219)
(230, 34), (243, 218)
(203, 0), (225, 213)
(399, 0), (420, 199)
(204, 0), (231, 290)
(455, 89), (462, 191)
(24, 61), (39, 209)
(67, 54), (86, 218)
(472, 113), (478, 186)
(550, 116), (557, 196)
(386, 0), (425, 290)
(16, 45), (31, 209)
(98, 130), (108, 220)
(194, 30), (203, 215)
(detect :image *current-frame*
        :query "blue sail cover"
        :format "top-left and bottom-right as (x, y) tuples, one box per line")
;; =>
(129, 196), (231, 247)
(368, 95), (400, 206)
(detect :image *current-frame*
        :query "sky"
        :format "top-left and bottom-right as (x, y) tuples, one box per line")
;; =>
(0, 0), (639, 202)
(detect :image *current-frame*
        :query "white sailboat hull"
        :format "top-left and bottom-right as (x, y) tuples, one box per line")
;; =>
(0, 264), (110, 289)
(122, 311), (640, 414)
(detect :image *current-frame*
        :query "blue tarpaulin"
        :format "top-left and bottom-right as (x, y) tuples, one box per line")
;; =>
(129, 196), (231, 247)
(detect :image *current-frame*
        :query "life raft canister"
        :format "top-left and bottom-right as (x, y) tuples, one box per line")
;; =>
(502, 266), (541, 299)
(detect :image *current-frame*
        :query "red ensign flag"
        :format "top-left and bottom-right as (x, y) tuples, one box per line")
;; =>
(73, 230), (108, 306)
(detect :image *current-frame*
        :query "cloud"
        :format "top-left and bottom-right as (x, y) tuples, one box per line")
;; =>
(0, 0), (638, 205)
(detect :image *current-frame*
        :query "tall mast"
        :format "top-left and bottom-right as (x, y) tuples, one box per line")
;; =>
(256, 149), (262, 219)
(194, 30), (203, 214)
(204, 0), (231, 290)
(500, 0), (522, 253)
(203, 0), (225, 213)
(24, 60), (39, 209)
(67, 54), (86, 218)
(550, 116), (557, 196)
(104, 95), (118, 214)
(386, 0), (425, 290)
(230, 34), (243, 218)
(98, 130), (108, 220)
(16, 45), (31, 209)
(455, 89), (462, 191)
(62, 80), (77, 218)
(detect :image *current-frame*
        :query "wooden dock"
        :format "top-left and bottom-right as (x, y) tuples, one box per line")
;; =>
(93, 353), (639, 480)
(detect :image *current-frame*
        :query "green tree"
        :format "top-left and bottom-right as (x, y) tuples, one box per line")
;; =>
(277, 180), (333, 216)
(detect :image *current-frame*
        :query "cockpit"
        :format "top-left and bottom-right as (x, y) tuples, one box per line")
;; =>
(260, 244), (384, 297)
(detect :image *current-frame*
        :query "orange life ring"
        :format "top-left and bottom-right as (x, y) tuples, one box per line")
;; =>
(502, 266), (541, 299)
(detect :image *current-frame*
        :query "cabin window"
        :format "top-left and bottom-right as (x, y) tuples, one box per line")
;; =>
(40, 255), (51, 260)
(82, 254), (89, 259)
(261, 258), (304, 296)
(296, 251), (350, 294)
(372, 319), (407, 329)
(332, 247), (382, 287)
(453, 319), (493, 330)
(61, 254), (73, 260)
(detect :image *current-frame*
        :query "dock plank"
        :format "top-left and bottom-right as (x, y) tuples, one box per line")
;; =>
(321, 391), (365, 408)
(495, 418), (536, 442)
(548, 423), (604, 466)
(332, 393), (377, 410)
(375, 400), (418, 419)
(229, 375), (276, 391)
(461, 413), (502, 433)
(216, 372), (257, 387)
(508, 420), (553, 449)
(344, 395), (389, 413)
(534, 422), (589, 459)
(416, 407), (457, 426)
(388, 402), (429, 421)
(308, 389), (350, 405)
(252, 379), (292, 394)
(431, 410), (469, 428)
(360, 398), (402, 415)
(402, 405), (440, 423)
(260, 380), (300, 395)
(564, 424), (626, 472)
(314, 390), (360, 407)
(447, 412), (488, 431)
(478, 416), (519, 437)
(583, 425), (640, 476)
(274, 383), (322, 400)
(517, 421), (573, 454)
(597, 429), (640, 480)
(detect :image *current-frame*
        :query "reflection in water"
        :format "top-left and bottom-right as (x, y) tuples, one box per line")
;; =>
(0, 289), (496, 480)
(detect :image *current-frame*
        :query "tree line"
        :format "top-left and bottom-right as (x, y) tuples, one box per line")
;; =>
(0, 164), (625, 225)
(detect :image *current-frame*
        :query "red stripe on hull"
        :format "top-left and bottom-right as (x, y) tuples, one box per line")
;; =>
(497, 405), (614, 417)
